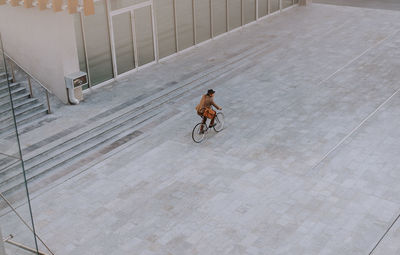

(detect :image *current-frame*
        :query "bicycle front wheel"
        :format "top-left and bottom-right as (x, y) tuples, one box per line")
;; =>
(192, 123), (207, 143)
(213, 112), (225, 132)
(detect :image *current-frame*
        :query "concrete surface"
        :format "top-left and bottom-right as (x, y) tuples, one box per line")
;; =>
(314, 0), (400, 11)
(2, 3), (400, 255)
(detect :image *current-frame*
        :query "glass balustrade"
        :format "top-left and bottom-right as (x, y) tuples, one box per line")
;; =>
(0, 33), (42, 255)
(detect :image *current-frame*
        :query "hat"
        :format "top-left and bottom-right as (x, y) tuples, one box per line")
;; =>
(207, 89), (215, 95)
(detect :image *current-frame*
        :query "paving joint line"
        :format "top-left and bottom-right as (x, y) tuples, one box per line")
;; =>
(316, 29), (400, 87)
(312, 85), (400, 171)
(0, 152), (20, 160)
(369, 211), (400, 254)
(311, 29), (400, 171)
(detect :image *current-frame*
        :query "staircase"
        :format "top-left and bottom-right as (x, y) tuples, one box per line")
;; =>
(0, 73), (48, 138)
(0, 41), (270, 198)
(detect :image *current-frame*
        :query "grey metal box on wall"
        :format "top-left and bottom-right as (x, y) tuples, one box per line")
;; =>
(65, 71), (88, 104)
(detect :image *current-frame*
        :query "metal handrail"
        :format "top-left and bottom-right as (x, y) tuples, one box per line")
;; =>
(2, 52), (53, 113)
(3, 52), (52, 94)
(0, 32), (52, 113)
(0, 193), (54, 255)
(4, 235), (50, 255)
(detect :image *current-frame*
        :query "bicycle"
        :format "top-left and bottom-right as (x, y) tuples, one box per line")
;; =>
(192, 110), (224, 143)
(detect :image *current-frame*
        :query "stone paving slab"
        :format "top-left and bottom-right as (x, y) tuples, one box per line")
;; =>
(315, 0), (400, 11)
(2, 3), (400, 255)
(373, 217), (400, 255)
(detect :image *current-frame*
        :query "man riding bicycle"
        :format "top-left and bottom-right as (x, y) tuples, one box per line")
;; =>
(196, 89), (222, 133)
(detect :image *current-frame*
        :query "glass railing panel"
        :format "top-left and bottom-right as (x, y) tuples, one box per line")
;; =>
(0, 33), (40, 255)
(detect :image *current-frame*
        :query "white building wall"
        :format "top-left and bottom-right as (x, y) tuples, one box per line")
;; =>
(0, 227), (5, 255)
(0, 6), (80, 103)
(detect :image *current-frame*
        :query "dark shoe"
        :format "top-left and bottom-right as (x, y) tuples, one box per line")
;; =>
(209, 124), (216, 128)
(199, 130), (205, 134)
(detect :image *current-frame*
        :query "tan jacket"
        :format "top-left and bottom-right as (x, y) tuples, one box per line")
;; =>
(196, 94), (220, 114)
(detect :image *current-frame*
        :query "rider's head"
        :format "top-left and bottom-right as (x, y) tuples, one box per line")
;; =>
(207, 89), (215, 96)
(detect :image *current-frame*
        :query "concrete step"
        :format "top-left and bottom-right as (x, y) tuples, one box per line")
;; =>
(0, 82), (20, 94)
(0, 83), (21, 94)
(0, 86), (25, 100)
(2, 104), (161, 179)
(0, 77), (13, 86)
(0, 109), (160, 195)
(23, 107), (160, 171)
(0, 157), (20, 175)
(0, 106), (48, 136)
(0, 92), (30, 109)
(0, 97), (38, 116)
(0, 80), (46, 138)
(0, 102), (43, 124)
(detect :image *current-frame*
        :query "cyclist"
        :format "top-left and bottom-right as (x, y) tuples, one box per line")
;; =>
(196, 89), (222, 133)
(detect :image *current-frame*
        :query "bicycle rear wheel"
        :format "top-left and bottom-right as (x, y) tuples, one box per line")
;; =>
(192, 123), (207, 143)
(213, 112), (225, 132)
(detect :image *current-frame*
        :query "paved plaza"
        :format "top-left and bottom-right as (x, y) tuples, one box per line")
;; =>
(314, 0), (400, 11)
(2, 3), (400, 254)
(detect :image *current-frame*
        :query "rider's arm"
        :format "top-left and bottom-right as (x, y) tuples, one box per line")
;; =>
(211, 100), (222, 110)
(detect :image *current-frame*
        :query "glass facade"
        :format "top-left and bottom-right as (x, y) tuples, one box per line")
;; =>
(135, 6), (156, 66)
(212, 0), (227, 37)
(243, 0), (256, 25)
(0, 34), (40, 255)
(74, 0), (295, 85)
(82, 0), (114, 85)
(111, 0), (148, 10)
(258, 0), (268, 17)
(228, 0), (242, 30)
(154, 0), (176, 59)
(282, 0), (293, 8)
(176, 0), (194, 50)
(113, 12), (135, 74)
(194, 0), (211, 43)
(270, 0), (280, 12)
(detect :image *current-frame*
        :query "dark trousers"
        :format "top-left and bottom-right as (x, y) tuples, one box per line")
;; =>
(202, 115), (215, 127)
